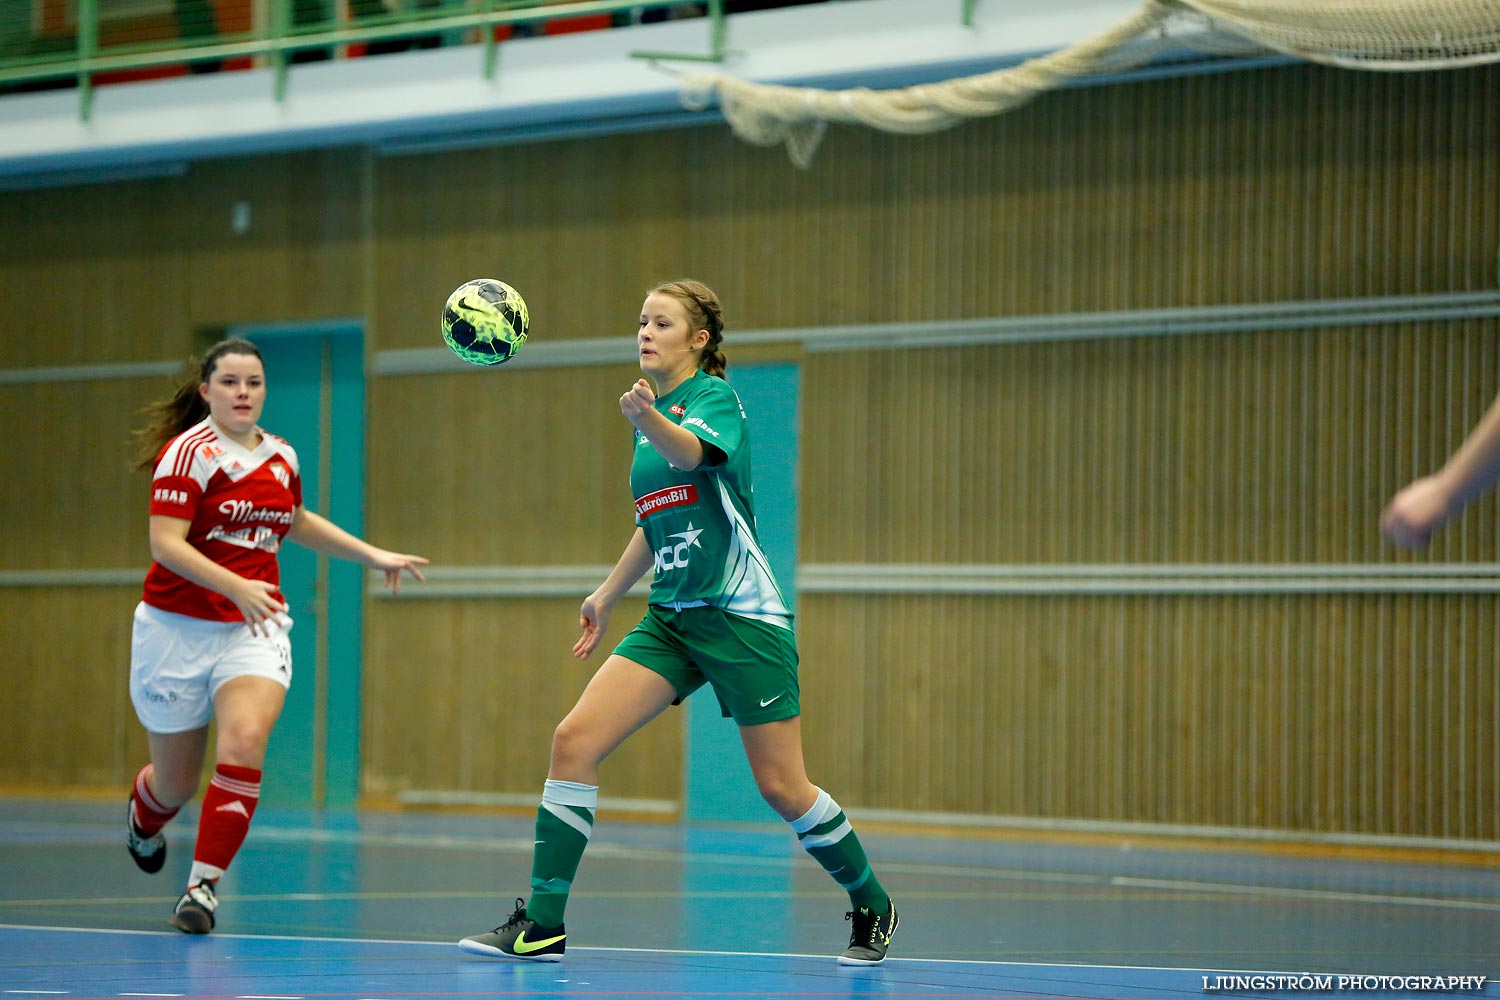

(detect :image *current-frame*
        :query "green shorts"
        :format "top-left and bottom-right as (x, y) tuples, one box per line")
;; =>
(613, 604), (800, 726)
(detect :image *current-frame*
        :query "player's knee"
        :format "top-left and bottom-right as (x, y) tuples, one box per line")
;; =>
(215, 719), (272, 767)
(550, 717), (604, 772)
(754, 773), (807, 819)
(151, 765), (202, 805)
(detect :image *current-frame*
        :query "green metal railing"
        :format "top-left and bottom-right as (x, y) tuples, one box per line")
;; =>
(0, 0), (727, 121)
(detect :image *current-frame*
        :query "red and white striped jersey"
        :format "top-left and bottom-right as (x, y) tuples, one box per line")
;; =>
(142, 418), (303, 622)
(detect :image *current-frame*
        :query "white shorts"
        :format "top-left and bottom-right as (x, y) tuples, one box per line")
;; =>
(129, 602), (293, 734)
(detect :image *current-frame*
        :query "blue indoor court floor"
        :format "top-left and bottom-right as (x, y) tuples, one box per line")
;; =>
(0, 796), (1496, 1000)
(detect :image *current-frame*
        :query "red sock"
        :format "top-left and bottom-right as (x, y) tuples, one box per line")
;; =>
(192, 764), (261, 878)
(130, 764), (179, 836)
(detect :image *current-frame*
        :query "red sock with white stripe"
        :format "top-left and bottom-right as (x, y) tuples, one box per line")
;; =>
(130, 764), (179, 836)
(189, 764), (261, 885)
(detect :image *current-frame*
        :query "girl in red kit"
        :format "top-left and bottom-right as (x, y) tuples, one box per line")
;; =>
(125, 337), (428, 933)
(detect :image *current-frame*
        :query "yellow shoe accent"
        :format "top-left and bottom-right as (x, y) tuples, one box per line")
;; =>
(513, 928), (567, 955)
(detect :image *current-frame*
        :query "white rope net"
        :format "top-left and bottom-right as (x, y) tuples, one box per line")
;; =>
(679, 0), (1500, 167)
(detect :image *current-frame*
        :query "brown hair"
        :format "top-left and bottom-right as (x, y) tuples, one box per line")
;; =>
(132, 337), (264, 471)
(650, 279), (726, 378)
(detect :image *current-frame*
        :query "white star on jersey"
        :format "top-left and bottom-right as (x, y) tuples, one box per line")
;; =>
(668, 523), (704, 549)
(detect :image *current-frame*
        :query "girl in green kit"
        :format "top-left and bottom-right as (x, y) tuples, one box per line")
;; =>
(460, 280), (898, 966)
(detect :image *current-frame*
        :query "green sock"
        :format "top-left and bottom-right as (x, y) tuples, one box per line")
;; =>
(790, 788), (889, 914)
(525, 779), (596, 928)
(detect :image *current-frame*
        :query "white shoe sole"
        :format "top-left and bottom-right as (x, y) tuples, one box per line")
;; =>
(457, 937), (563, 962)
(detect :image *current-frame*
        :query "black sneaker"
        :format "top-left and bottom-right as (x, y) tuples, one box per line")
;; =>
(458, 898), (566, 962)
(169, 881), (217, 934)
(125, 800), (166, 874)
(838, 899), (898, 965)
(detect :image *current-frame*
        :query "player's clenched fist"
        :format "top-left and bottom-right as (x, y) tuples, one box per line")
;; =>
(619, 378), (655, 417)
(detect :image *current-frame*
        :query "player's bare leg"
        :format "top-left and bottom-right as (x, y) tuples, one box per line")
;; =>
(742, 717), (898, 965)
(461, 657), (678, 961)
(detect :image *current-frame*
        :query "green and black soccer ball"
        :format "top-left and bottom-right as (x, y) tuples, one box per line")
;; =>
(441, 278), (529, 366)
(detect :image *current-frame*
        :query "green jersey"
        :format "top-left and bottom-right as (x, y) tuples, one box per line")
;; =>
(630, 370), (792, 628)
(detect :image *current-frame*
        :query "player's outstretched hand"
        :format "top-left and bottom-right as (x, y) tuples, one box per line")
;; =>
(619, 379), (655, 420)
(1380, 476), (1454, 549)
(370, 550), (430, 594)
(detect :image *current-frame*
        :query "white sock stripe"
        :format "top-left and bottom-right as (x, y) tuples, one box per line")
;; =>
(542, 779), (599, 810)
(210, 775), (261, 797)
(542, 800), (594, 840)
(136, 772), (169, 815)
(789, 787), (836, 835)
(798, 818), (853, 849)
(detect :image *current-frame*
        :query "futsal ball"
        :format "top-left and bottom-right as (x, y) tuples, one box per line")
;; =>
(441, 278), (529, 366)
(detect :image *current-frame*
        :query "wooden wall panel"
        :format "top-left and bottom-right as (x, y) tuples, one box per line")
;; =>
(794, 317), (1500, 839)
(1, 380), (157, 569)
(0, 149), (367, 369)
(0, 70), (1492, 365)
(801, 322), (1500, 566)
(362, 595), (677, 802)
(365, 367), (641, 565)
(372, 134), (698, 354)
(798, 592), (1500, 839)
(371, 125), (919, 349)
(0, 589), (144, 786)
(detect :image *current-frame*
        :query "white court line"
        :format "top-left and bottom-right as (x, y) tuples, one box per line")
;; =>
(0, 921), (1226, 969)
(0, 923), (1475, 980)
